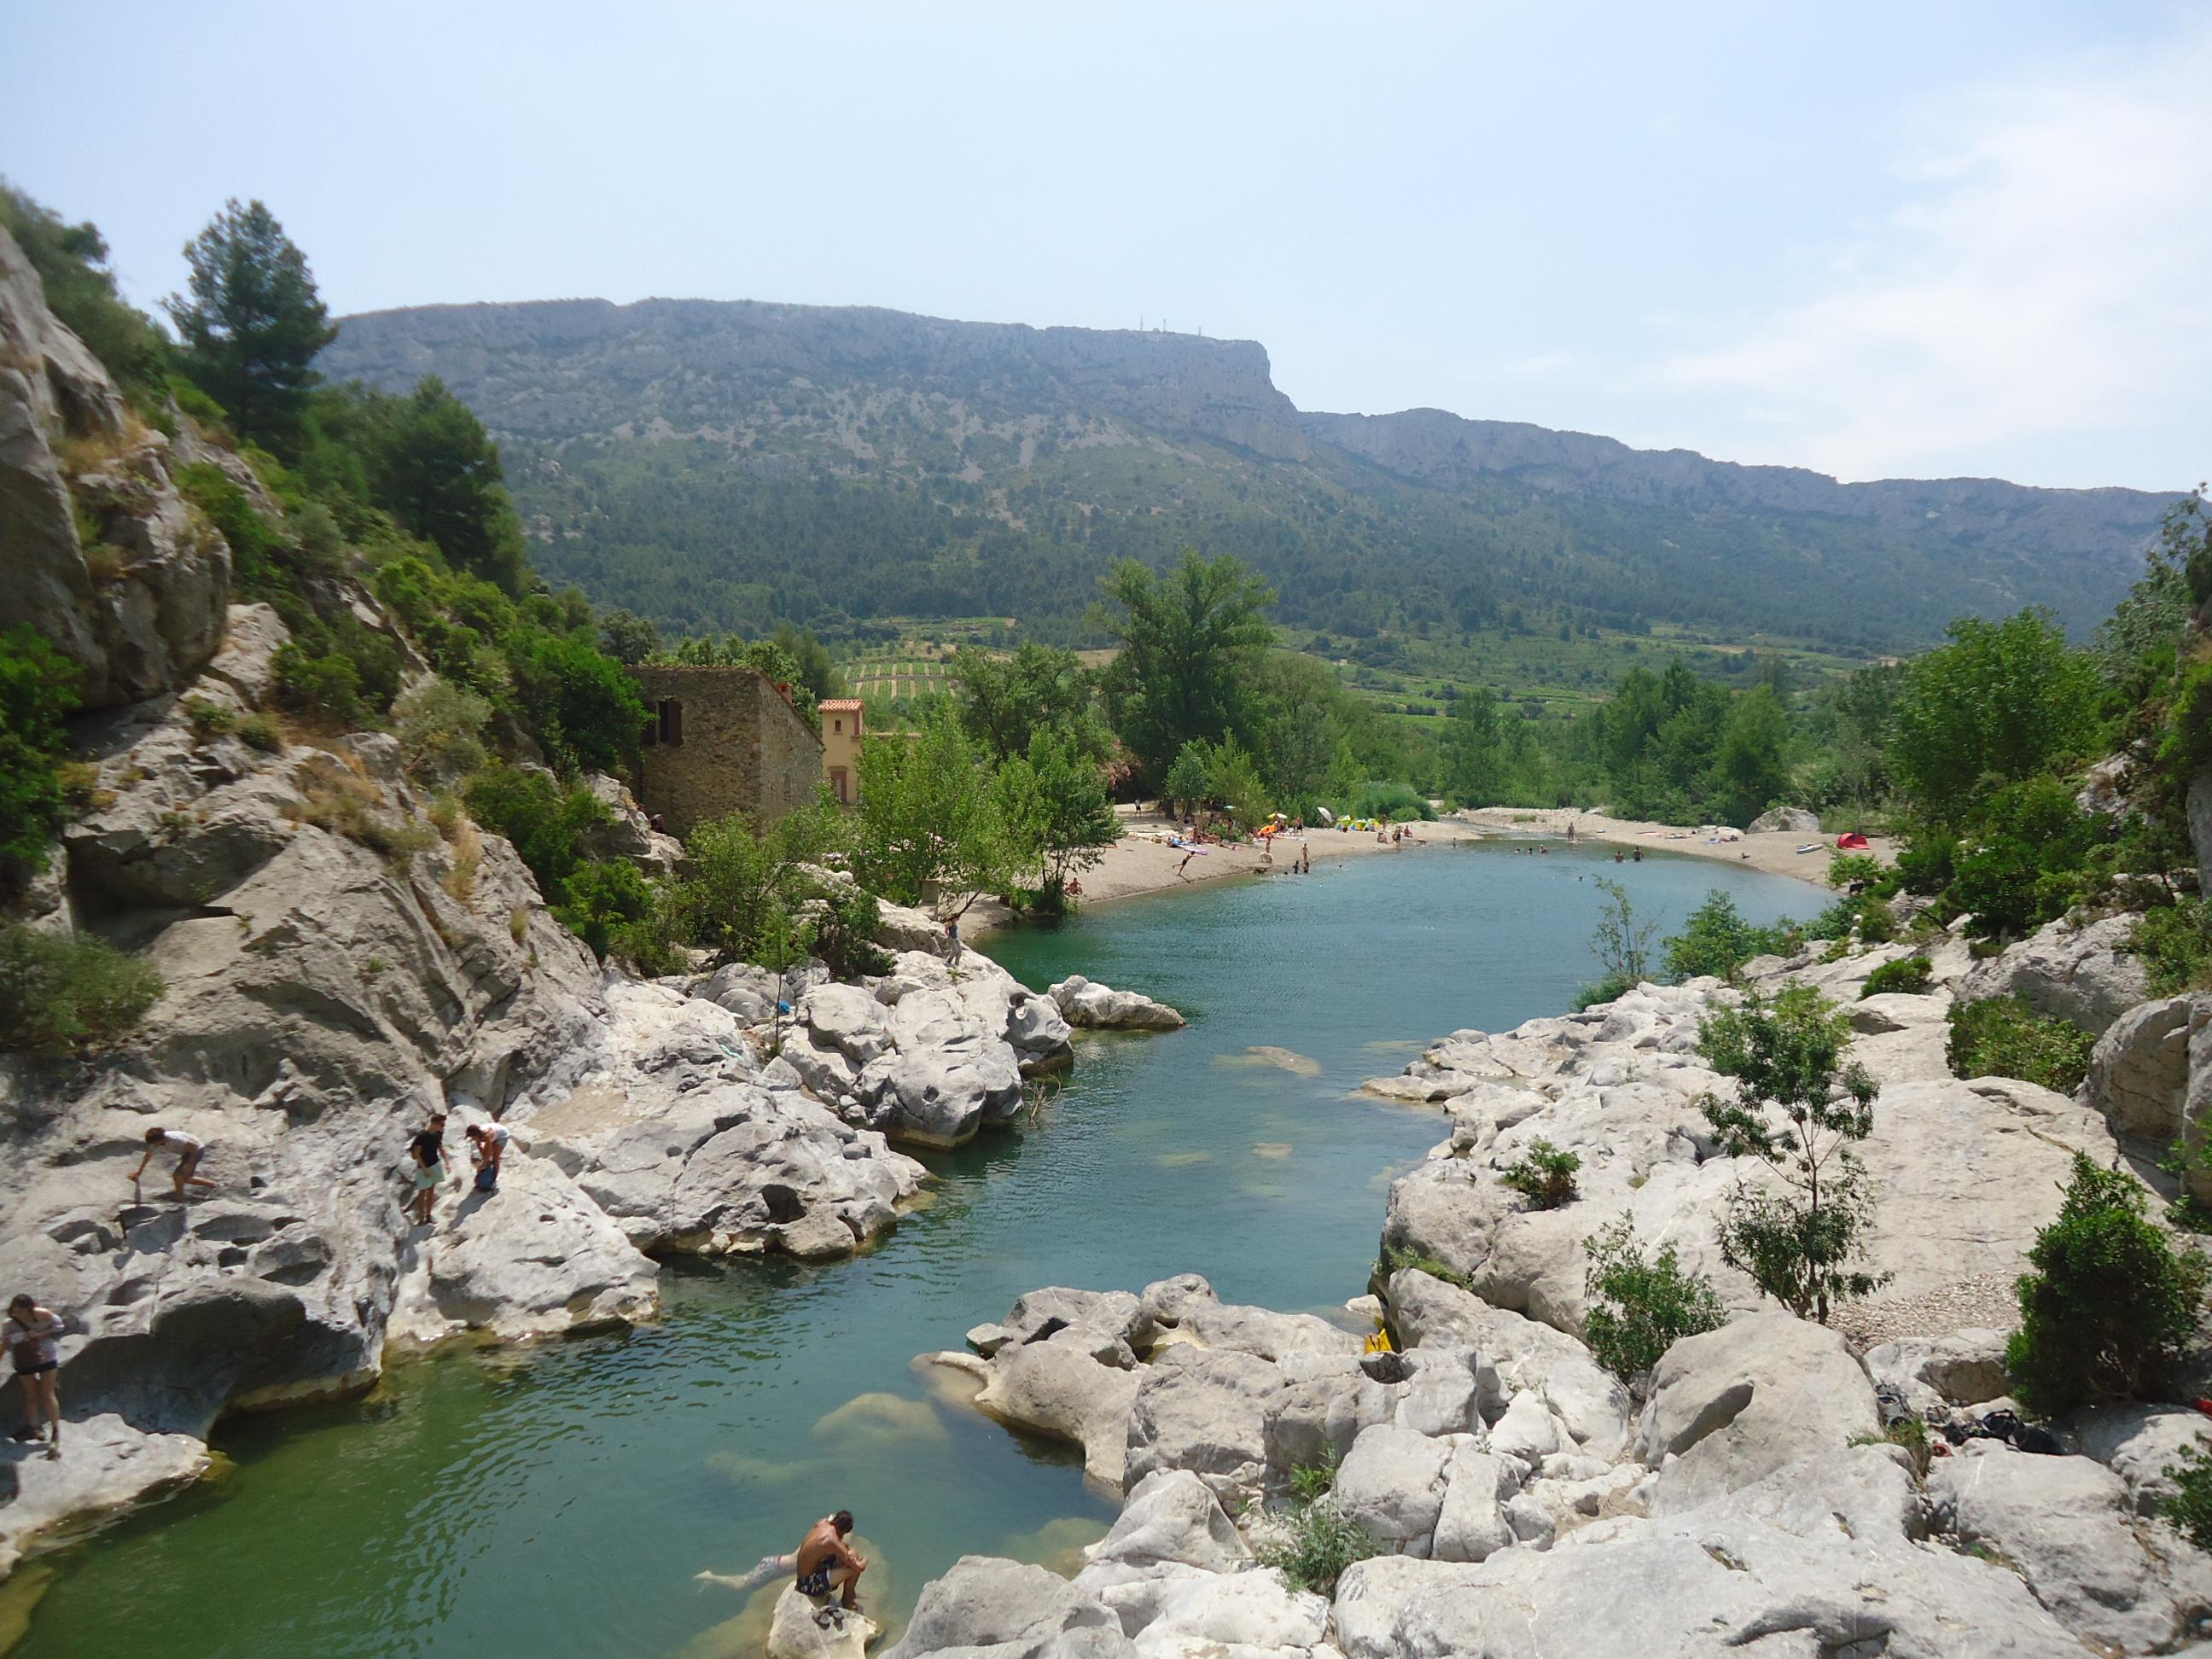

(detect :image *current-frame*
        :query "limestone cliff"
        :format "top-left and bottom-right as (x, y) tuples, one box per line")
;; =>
(0, 225), (230, 709)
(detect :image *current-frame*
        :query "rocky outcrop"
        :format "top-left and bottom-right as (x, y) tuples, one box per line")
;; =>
(1957, 912), (2152, 1036)
(578, 771), (683, 877)
(1746, 806), (1821, 834)
(0, 224), (230, 708)
(759, 950), (1074, 1148)
(1049, 976), (1185, 1032)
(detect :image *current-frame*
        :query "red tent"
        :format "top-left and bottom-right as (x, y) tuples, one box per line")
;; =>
(1837, 832), (1871, 850)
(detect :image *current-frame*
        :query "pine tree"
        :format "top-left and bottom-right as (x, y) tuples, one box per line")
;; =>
(166, 199), (335, 453)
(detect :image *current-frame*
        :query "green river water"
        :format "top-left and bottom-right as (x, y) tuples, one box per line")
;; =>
(10, 838), (1813, 1658)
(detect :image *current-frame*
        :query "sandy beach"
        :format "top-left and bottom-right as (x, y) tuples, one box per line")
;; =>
(1451, 804), (1892, 888)
(974, 800), (1874, 934)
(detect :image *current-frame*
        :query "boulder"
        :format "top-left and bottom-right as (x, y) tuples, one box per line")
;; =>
(1120, 1569), (1328, 1655)
(765, 1583), (881, 1659)
(1747, 806), (1822, 834)
(2086, 995), (2208, 1184)
(1049, 976), (1185, 1032)
(1429, 1445), (1514, 1563)
(873, 901), (949, 958)
(387, 1150), (660, 1344)
(1638, 1313), (1880, 1516)
(1177, 1301), (1362, 1362)
(1930, 1440), (2200, 1655)
(882, 1556), (1132, 1659)
(2074, 1403), (2212, 1517)
(0, 1412), (212, 1579)
(1332, 1510), (2082, 1658)
(1124, 1346), (1283, 1499)
(975, 1330), (1143, 1488)
(1957, 912), (2152, 1036)
(1864, 1329), (2011, 1416)
(579, 772), (683, 876)
(1333, 1422), (1453, 1555)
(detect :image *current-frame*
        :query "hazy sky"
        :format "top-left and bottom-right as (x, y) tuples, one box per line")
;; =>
(7, 3), (2208, 491)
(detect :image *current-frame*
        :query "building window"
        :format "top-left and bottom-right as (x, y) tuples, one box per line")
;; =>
(649, 698), (684, 748)
(834, 718), (842, 734)
(830, 765), (850, 803)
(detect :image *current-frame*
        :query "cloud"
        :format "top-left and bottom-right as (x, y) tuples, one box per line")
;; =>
(1656, 26), (2212, 486)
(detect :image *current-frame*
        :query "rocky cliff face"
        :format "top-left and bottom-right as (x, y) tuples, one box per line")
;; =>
(322, 299), (1311, 461)
(1305, 406), (2169, 572)
(0, 226), (230, 709)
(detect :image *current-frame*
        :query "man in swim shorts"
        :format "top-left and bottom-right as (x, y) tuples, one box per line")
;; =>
(409, 1113), (449, 1225)
(794, 1510), (867, 1611)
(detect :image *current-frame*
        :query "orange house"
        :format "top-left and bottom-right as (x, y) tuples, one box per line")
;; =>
(820, 698), (864, 802)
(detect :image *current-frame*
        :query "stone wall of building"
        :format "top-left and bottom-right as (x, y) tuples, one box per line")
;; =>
(629, 665), (824, 836)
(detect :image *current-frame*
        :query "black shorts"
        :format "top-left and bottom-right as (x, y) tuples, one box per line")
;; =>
(795, 1567), (833, 1598)
(14, 1360), (56, 1377)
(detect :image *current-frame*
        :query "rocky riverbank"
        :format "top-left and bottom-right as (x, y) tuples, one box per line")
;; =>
(882, 914), (2212, 1659)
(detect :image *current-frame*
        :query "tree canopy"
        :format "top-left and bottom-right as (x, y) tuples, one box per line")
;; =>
(166, 199), (335, 454)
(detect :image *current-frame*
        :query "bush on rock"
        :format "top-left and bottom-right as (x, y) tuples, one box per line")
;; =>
(1581, 1217), (1726, 1387)
(2008, 1155), (2208, 1416)
(1500, 1139), (1581, 1209)
(0, 923), (165, 1057)
(1697, 986), (1887, 1324)
(1947, 994), (2096, 1092)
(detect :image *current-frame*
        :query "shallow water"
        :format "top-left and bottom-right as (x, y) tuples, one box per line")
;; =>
(13, 839), (1811, 1657)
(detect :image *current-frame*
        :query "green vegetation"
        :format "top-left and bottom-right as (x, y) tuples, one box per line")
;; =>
(1581, 1217), (1727, 1386)
(1946, 996), (2097, 1092)
(1500, 1139), (1582, 1209)
(165, 199), (336, 455)
(2007, 1156), (2208, 1415)
(1576, 876), (1659, 1007)
(2162, 1441), (2212, 1553)
(1254, 1470), (1378, 1596)
(1697, 987), (1887, 1324)
(1860, 957), (1934, 998)
(1662, 889), (1799, 982)
(0, 626), (79, 886)
(0, 923), (165, 1057)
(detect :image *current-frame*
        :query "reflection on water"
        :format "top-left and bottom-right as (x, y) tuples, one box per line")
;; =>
(14, 841), (1809, 1658)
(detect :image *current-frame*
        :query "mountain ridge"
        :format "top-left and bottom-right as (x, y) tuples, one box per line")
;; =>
(318, 296), (2178, 651)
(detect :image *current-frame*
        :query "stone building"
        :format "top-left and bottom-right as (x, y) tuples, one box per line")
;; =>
(629, 664), (824, 837)
(818, 697), (864, 802)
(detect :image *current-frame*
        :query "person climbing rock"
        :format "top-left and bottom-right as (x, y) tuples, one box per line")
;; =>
(5, 1295), (64, 1458)
(794, 1509), (867, 1615)
(466, 1122), (510, 1193)
(130, 1128), (214, 1198)
(409, 1113), (449, 1225)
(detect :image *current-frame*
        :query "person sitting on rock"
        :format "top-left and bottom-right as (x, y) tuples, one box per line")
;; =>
(131, 1128), (214, 1198)
(466, 1122), (510, 1193)
(794, 1510), (867, 1615)
(409, 1114), (449, 1226)
(5, 1294), (64, 1459)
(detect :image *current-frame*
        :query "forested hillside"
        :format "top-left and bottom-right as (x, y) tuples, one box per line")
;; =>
(319, 298), (2174, 653)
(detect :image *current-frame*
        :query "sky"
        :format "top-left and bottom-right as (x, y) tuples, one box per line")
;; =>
(5, 2), (2208, 492)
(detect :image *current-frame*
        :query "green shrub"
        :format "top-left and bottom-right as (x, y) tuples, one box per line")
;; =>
(1254, 1492), (1377, 1596)
(1827, 853), (1895, 894)
(393, 676), (490, 782)
(1662, 890), (1768, 981)
(1581, 1217), (1726, 1386)
(1572, 969), (1634, 1010)
(2163, 1439), (2212, 1552)
(1947, 996), (2096, 1092)
(1501, 1138), (1581, 1209)
(272, 643), (366, 728)
(464, 762), (610, 899)
(554, 859), (674, 968)
(180, 696), (237, 741)
(1698, 986), (1886, 1323)
(1289, 1452), (1336, 1505)
(0, 924), (165, 1057)
(1378, 1244), (1470, 1289)
(811, 885), (894, 980)
(237, 713), (285, 754)
(2007, 1155), (2208, 1414)
(1860, 957), (1935, 998)
(1346, 779), (1433, 822)
(2134, 900), (2212, 997)
(0, 624), (79, 882)
(501, 628), (647, 776)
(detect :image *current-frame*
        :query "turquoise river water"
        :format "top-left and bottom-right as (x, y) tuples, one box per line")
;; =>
(10, 838), (1812, 1658)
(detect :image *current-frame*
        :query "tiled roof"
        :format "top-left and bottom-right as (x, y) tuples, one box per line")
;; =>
(818, 699), (864, 710)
